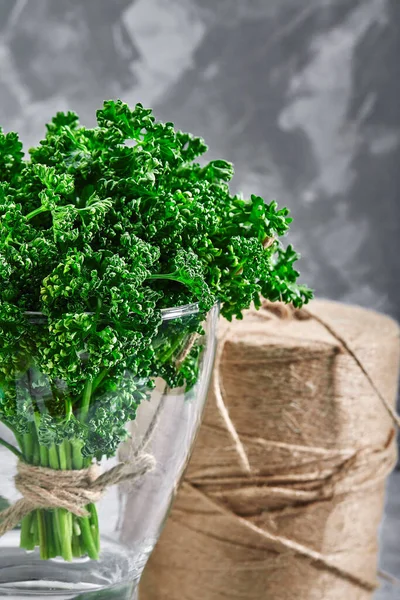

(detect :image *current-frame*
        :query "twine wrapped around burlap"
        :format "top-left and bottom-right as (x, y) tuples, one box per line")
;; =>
(0, 453), (155, 537)
(141, 299), (400, 600)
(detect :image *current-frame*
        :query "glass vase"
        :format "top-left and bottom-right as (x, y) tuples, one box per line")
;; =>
(0, 303), (218, 599)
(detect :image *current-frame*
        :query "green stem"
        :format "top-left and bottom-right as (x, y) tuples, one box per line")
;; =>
(31, 431), (40, 466)
(72, 520), (82, 558)
(0, 421), (24, 456)
(91, 368), (109, 395)
(89, 503), (100, 553)
(37, 510), (48, 560)
(25, 206), (49, 221)
(71, 440), (84, 469)
(79, 380), (93, 423)
(48, 444), (59, 470)
(19, 428), (36, 551)
(79, 515), (99, 560)
(32, 513), (39, 547)
(39, 444), (48, 466)
(158, 334), (185, 363)
(65, 398), (73, 421)
(33, 413), (49, 467)
(70, 439), (99, 560)
(22, 432), (34, 463)
(45, 512), (57, 559)
(58, 441), (68, 470)
(65, 440), (72, 469)
(0, 437), (24, 460)
(56, 509), (73, 562)
(20, 513), (35, 551)
(146, 272), (180, 282)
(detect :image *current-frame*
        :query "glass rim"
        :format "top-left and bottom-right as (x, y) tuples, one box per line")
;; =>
(23, 302), (200, 323)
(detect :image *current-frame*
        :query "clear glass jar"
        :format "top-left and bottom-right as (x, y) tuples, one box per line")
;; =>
(0, 303), (218, 599)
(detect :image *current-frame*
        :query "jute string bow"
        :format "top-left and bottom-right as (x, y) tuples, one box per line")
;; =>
(0, 452), (155, 537)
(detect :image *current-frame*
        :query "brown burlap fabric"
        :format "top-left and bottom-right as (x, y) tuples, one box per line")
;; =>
(140, 299), (400, 600)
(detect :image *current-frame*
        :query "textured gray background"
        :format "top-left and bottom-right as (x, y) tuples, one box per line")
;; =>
(0, 0), (399, 596)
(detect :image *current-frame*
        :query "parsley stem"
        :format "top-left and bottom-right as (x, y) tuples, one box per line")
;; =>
(91, 368), (109, 395)
(39, 444), (48, 465)
(65, 398), (73, 421)
(79, 379), (93, 423)
(20, 513), (34, 551)
(22, 432), (34, 463)
(89, 503), (100, 553)
(79, 515), (98, 560)
(158, 334), (185, 364)
(71, 439), (84, 469)
(46, 512), (58, 559)
(58, 441), (68, 470)
(0, 437), (23, 460)
(48, 444), (60, 470)
(37, 510), (48, 560)
(147, 273), (178, 281)
(25, 206), (49, 221)
(57, 509), (73, 562)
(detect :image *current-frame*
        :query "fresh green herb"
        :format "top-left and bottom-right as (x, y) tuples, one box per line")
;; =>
(0, 100), (312, 561)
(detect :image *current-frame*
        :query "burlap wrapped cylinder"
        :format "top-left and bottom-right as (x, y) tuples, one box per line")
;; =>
(140, 300), (400, 600)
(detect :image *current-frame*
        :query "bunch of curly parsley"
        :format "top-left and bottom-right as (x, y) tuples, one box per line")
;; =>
(0, 100), (312, 561)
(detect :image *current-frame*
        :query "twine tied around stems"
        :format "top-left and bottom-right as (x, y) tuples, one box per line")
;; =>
(0, 452), (156, 537)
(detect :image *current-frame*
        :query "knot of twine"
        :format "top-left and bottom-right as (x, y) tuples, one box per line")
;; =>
(0, 453), (155, 537)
